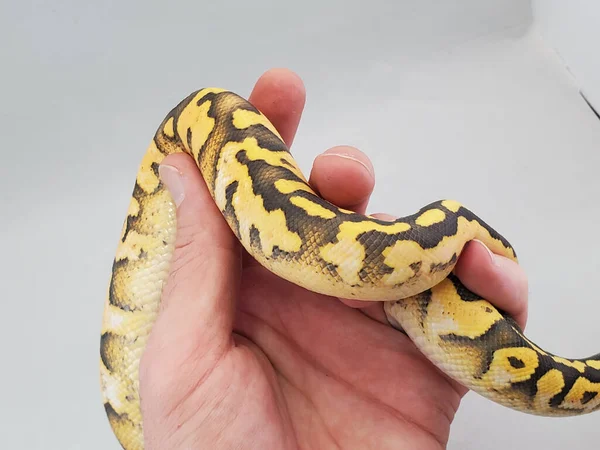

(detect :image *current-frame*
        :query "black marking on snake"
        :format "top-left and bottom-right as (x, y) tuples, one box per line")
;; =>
(549, 374), (580, 408)
(122, 215), (137, 244)
(582, 391), (598, 405)
(234, 151), (340, 233)
(410, 261), (423, 273)
(108, 259), (126, 309)
(203, 92), (289, 156)
(104, 402), (138, 431)
(108, 258), (141, 312)
(358, 262), (394, 283)
(150, 162), (161, 181)
(196, 90), (219, 107)
(430, 253), (457, 274)
(121, 182), (145, 243)
(508, 356), (526, 369)
(359, 199), (516, 254)
(100, 332), (124, 372)
(325, 262), (339, 277)
(354, 234), (395, 284)
(226, 95), (290, 153)
(344, 201), (466, 259)
(280, 158), (295, 169)
(415, 289), (433, 328)
(104, 403), (121, 421)
(158, 89), (208, 150)
(153, 135), (171, 155)
(234, 151), (306, 211)
(186, 128), (194, 154)
(226, 150), (348, 278)
(272, 245), (293, 261)
(223, 181), (241, 239)
(447, 273), (483, 302)
(249, 225), (261, 251)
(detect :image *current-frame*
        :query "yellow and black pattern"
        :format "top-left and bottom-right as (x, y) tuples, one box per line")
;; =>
(101, 88), (600, 449)
(385, 275), (600, 416)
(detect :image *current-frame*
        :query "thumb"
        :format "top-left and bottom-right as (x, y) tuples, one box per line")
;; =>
(140, 152), (241, 394)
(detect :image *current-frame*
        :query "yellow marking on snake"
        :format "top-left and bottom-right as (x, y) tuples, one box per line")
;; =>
(175, 91), (217, 159)
(319, 220), (412, 287)
(552, 357), (587, 373)
(101, 88), (600, 449)
(520, 334), (550, 356)
(587, 360), (600, 370)
(232, 107), (283, 140)
(481, 347), (539, 387)
(274, 179), (313, 195)
(119, 197), (140, 241)
(242, 139), (307, 180)
(214, 139), (302, 256)
(162, 117), (175, 138)
(421, 280), (502, 339)
(136, 141), (163, 193)
(534, 369), (565, 409)
(290, 196), (337, 219)
(561, 377), (600, 410)
(415, 208), (446, 226)
(441, 199), (462, 212)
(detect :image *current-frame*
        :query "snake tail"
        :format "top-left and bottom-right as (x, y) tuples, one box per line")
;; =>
(385, 274), (600, 417)
(101, 88), (600, 449)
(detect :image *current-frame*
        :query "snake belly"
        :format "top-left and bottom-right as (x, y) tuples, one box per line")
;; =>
(100, 88), (600, 449)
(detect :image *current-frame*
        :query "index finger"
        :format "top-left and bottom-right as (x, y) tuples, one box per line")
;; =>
(248, 68), (306, 147)
(454, 239), (529, 330)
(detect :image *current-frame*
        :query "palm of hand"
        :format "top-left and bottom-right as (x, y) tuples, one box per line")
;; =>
(150, 265), (459, 450)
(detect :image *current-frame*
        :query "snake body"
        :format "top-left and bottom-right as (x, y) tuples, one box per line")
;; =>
(100, 88), (600, 449)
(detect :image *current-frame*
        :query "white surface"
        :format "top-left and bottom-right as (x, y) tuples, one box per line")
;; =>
(533, 1), (600, 112)
(1, 1), (599, 448)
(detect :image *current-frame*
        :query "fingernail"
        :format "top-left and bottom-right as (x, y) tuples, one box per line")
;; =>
(471, 239), (497, 266)
(159, 164), (185, 207)
(319, 152), (374, 179)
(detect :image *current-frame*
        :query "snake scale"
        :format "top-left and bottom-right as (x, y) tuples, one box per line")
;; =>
(100, 88), (600, 449)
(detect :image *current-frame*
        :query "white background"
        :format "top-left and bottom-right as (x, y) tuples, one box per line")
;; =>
(534, 0), (600, 113)
(1, 1), (599, 448)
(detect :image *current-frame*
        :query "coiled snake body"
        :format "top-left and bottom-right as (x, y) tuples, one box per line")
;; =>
(101, 88), (600, 449)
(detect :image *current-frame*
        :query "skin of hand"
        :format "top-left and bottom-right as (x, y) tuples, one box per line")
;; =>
(138, 68), (529, 450)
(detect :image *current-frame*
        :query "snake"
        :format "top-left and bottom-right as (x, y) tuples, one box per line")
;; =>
(100, 87), (600, 449)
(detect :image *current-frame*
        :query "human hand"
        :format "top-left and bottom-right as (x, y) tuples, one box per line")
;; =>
(139, 68), (529, 449)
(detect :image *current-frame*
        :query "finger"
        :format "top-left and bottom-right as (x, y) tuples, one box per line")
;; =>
(248, 67), (306, 147)
(141, 152), (241, 380)
(454, 239), (529, 330)
(309, 146), (375, 213)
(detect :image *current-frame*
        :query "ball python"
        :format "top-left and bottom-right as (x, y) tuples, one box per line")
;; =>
(100, 88), (600, 449)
